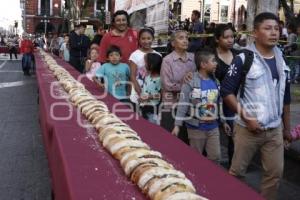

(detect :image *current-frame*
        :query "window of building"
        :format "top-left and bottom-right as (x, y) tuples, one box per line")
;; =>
(95, 0), (107, 19)
(41, 0), (51, 16)
(173, 1), (182, 20)
(95, 0), (106, 11)
(204, 4), (211, 23)
(220, 5), (228, 23)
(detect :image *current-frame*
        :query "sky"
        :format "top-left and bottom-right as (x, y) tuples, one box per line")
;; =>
(0, 0), (23, 33)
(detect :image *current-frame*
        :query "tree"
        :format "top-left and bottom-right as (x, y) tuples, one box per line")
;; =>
(280, 0), (296, 24)
(63, 0), (93, 29)
(246, 0), (279, 31)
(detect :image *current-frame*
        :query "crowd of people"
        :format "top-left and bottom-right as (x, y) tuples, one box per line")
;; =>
(61, 10), (300, 200)
(6, 8), (300, 200)
(0, 34), (20, 60)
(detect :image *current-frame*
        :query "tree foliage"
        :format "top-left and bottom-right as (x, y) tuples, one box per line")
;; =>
(63, 0), (93, 26)
(280, 0), (296, 24)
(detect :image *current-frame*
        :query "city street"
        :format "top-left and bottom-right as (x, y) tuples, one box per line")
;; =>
(0, 56), (299, 199)
(0, 57), (51, 199)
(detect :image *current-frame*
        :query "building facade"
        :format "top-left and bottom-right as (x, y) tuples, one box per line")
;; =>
(170, 0), (247, 28)
(20, 0), (114, 34)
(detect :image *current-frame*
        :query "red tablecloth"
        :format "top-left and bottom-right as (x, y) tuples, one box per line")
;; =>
(0, 46), (19, 53)
(35, 53), (264, 200)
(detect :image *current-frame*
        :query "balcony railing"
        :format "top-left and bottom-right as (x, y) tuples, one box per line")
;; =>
(40, 9), (50, 16)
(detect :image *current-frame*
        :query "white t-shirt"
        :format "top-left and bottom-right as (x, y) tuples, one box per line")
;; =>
(60, 43), (70, 62)
(86, 62), (101, 81)
(128, 49), (161, 103)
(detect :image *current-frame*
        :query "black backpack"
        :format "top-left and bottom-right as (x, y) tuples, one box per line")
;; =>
(239, 49), (254, 98)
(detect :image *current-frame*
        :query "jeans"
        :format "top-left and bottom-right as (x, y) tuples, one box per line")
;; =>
(9, 47), (18, 59)
(289, 60), (300, 82)
(223, 104), (236, 167)
(22, 53), (32, 72)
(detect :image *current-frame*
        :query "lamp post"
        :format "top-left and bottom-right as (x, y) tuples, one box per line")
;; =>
(217, 2), (220, 23)
(198, 0), (205, 23)
(41, 15), (50, 34)
(20, 0), (26, 32)
(100, 5), (105, 22)
(176, 0), (180, 20)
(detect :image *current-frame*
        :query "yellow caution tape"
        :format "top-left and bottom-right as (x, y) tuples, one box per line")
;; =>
(286, 56), (300, 58)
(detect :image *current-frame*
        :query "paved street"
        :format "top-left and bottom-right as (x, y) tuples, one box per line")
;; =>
(0, 58), (51, 200)
(0, 57), (299, 199)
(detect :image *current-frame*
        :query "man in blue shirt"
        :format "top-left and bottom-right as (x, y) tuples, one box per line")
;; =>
(188, 10), (204, 52)
(221, 13), (292, 200)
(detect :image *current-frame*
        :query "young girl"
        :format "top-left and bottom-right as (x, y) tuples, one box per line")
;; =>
(139, 53), (162, 124)
(214, 24), (238, 167)
(59, 34), (70, 62)
(85, 47), (101, 81)
(129, 27), (161, 104)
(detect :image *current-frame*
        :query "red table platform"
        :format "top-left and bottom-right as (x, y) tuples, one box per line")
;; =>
(0, 46), (19, 54)
(35, 52), (264, 200)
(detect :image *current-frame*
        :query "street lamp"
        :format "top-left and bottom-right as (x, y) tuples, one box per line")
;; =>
(201, 0), (205, 23)
(217, 2), (220, 23)
(41, 15), (50, 34)
(100, 5), (105, 21)
(176, 0), (180, 20)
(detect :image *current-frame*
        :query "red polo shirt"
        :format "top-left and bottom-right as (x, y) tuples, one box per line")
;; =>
(20, 39), (34, 54)
(98, 28), (138, 64)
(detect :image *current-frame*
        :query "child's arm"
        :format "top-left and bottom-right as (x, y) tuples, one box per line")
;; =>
(59, 44), (64, 59)
(93, 76), (105, 88)
(94, 65), (106, 88)
(126, 83), (131, 97)
(171, 83), (192, 136)
(85, 59), (93, 72)
(127, 64), (132, 96)
(217, 96), (231, 135)
(129, 60), (142, 95)
(171, 125), (180, 136)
